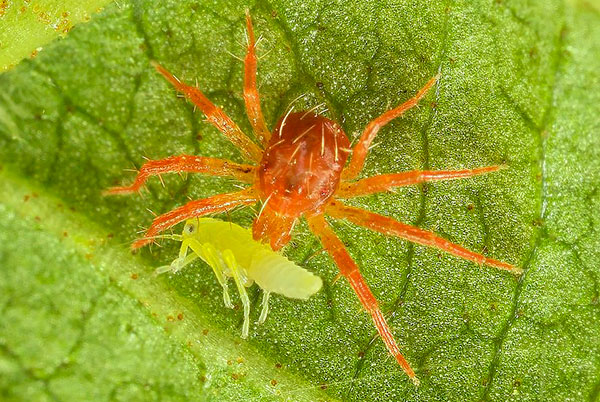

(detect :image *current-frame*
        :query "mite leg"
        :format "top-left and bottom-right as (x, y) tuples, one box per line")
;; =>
(307, 214), (419, 385)
(337, 165), (504, 198)
(342, 74), (440, 180)
(132, 187), (257, 249)
(327, 200), (522, 274)
(244, 11), (271, 147)
(105, 155), (256, 195)
(152, 62), (263, 162)
(223, 249), (252, 339)
(258, 291), (271, 324)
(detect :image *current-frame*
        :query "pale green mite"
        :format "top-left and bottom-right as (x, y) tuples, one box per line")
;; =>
(154, 217), (323, 338)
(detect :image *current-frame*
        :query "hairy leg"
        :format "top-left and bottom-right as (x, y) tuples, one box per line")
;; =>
(132, 187), (258, 249)
(152, 62), (263, 162)
(327, 200), (521, 274)
(337, 165), (504, 198)
(307, 214), (419, 385)
(105, 154), (256, 195)
(244, 11), (271, 147)
(342, 74), (440, 180)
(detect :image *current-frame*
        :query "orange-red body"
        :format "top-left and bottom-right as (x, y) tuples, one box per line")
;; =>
(106, 12), (521, 386)
(255, 112), (349, 249)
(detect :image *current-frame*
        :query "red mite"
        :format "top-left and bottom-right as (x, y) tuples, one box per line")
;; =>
(106, 12), (521, 385)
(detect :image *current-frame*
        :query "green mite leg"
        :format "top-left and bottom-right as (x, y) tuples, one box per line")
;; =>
(223, 249), (251, 339)
(196, 242), (234, 309)
(150, 234), (187, 275)
(154, 264), (176, 276)
(153, 252), (197, 276)
(149, 219), (321, 339)
(155, 238), (235, 310)
(258, 291), (270, 325)
(169, 239), (198, 273)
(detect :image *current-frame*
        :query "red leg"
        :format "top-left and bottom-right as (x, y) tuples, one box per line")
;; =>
(342, 74), (440, 181)
(337, 165), (504, 198)
(326, 201), (522, 274)
(307, 214), (419, 385)
(244, 11), (271, 147)
(152, 62), (263, 162)
(104, 155), (256, 195)
(132, 187), (257, 249)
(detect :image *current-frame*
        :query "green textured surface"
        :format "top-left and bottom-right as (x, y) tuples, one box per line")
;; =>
(0, 0), (599, 401)
(0, 0), (112, 72)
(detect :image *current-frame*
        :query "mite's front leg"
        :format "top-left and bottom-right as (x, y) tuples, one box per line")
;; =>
(342, 74), (440, 181)
(152, 62), (263, 162)
(243, 11), (271, 147)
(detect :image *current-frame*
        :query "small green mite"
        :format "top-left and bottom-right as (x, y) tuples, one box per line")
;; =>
(154, 217), (322, 338)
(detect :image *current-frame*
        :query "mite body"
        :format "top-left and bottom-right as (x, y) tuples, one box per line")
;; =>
(255, 113), (350, 250)
(156, 218), (322, 338)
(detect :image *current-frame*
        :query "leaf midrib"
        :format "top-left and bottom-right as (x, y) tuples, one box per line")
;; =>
(0, 167), (333, 401)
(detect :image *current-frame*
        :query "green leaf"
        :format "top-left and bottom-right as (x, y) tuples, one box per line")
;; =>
(0, 0), (599, 400)
(0, 0), (113, 72)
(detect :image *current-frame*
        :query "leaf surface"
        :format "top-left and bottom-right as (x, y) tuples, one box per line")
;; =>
(0, 0), (599, 400)
(0, 0), (113, 72)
